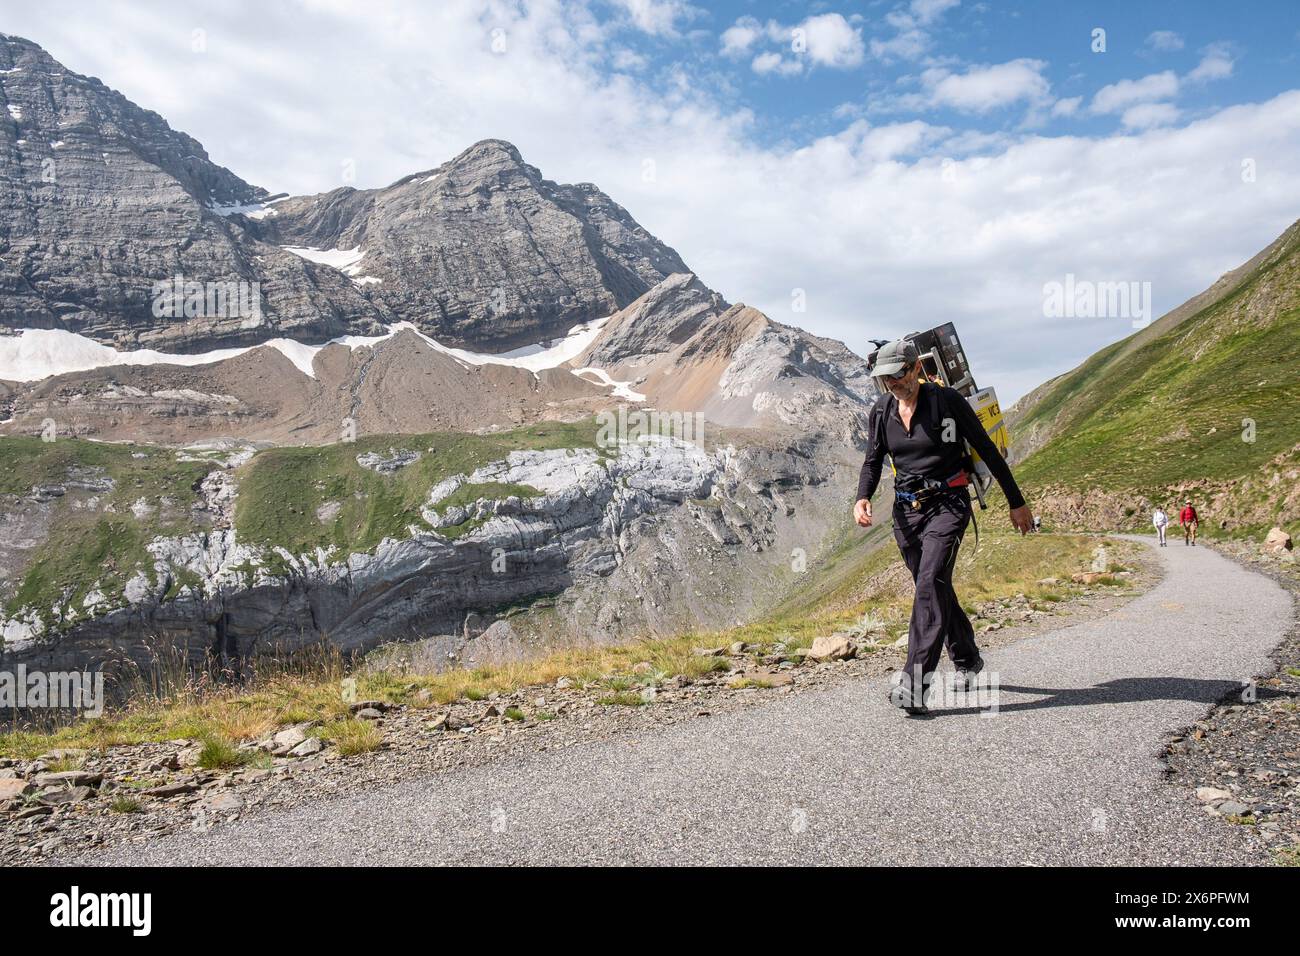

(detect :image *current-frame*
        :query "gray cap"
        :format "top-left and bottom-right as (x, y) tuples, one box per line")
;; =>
(872, 338), (919, 377)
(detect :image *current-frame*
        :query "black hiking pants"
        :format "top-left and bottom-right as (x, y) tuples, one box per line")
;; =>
(892, 490), (980, 699)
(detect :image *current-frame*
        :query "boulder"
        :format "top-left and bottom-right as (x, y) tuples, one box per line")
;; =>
(270, 724), (315, 754)
(1195, 786), (1233, 804)
(288, 737), (323, 758)
(201, 791), (244, 814)
(37, 785), (94, 805)
(1263, 527), (1292, 552)
(0, 779), (34, 800)
(32, 770), (102, 789)
(807, 635), (855, 661)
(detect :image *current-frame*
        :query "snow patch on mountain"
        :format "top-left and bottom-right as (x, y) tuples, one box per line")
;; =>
(282, 246), (366, 274)
(208, 200), (281, 220)
(573, 367), (646, 401)
(0, 318), (615, 383)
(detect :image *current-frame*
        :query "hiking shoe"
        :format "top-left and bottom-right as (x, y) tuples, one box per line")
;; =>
(888, 673), (928, 715)
(954, 656), (986, 691)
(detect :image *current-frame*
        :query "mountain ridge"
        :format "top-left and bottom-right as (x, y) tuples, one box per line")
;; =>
(0, 35), (693, 354)
(252, 138), (693, 351)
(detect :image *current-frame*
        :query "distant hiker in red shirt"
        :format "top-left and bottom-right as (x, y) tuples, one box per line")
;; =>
(1180, 501), (1198, 546)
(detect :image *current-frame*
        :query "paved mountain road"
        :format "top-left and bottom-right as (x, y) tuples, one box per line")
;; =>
(77, 537), (1292, 865)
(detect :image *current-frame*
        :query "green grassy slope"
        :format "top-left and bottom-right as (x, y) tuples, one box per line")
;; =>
(1010, 218), (1300, 537)
(233, 420), (600, 558)
(0, 420), (602, 630)
(0, 438), (210, 623)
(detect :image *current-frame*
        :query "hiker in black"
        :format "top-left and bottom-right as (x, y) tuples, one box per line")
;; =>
(854, 339), (1033, 715)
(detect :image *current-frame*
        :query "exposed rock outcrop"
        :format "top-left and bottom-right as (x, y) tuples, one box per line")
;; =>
(572, 273), (879, 442)
(0, 35), (883, 682)
(3, 434), (851, 675)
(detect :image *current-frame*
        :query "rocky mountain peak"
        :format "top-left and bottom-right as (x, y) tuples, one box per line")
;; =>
(0, 36), (694, 354)
(0, 33), (264, 209)
(444, 137), (532, 177)
(259, 138), (692, 351)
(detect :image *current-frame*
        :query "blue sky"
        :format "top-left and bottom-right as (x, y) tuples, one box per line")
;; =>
(708, 1), (1294, 141)
(4, 0), (1300, 401)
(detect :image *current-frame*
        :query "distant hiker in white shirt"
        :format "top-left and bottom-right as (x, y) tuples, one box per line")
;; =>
(1152, 507), (1168, 547)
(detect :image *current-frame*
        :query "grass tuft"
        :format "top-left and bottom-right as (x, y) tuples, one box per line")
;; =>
(597, 692), (646, 707)
(109, 794), (144, 814)
(196, 735), (248, 771)
(320, 719), (382, 756)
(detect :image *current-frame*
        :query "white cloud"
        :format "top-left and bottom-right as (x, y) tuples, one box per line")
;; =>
(612, 0), (700, 38)
(1146, 30), (1184, 52)
(1090, 52), (1232, 127)
(1189, 43), (1235, 82)
(939, 128), (1011, 155)
(612, 48), (649, 71)
(1121, 102), (1180, 129)
(752, 51), (801, 77)
(869, 0), (959, 61)
(4, 1), (1300, 405)
(914, 59), (1051, 113)
(853, 119), (951, 160)
(720, 16), (762, 57)
(870, 28), (930, 61)
(1091, 71), (1180, 114)
(1051, 96), (1082, 117)
(910, 0), (961, 25)
(724, 12), (864, 74)
(798, 13), (865, 68)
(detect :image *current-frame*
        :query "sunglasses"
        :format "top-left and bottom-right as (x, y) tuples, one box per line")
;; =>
(878, 361), (915, 382)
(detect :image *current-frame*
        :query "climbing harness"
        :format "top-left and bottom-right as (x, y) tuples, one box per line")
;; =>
(871, 384), (981, 550)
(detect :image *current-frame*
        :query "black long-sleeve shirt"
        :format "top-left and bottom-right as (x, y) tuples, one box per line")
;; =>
(856, 382), (1025, 509)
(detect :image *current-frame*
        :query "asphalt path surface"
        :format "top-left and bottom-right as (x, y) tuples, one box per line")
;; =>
(76, 535), (1293, 865)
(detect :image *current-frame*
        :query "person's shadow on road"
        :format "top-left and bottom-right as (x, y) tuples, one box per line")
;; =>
(925, 677), (1294, 718)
